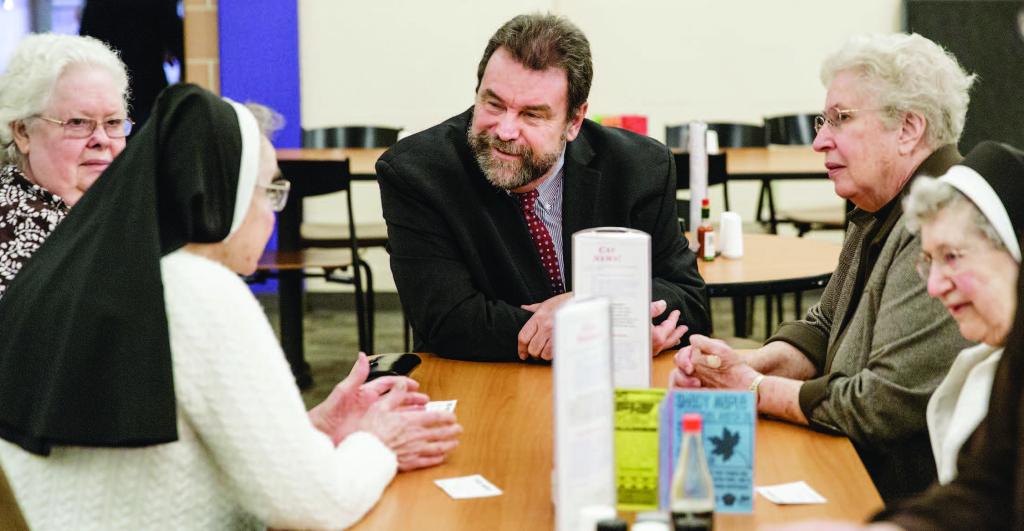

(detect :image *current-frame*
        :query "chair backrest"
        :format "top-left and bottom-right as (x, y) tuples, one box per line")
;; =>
(764, 114), (817, 145)
(302, 126), (402, 148)
(676, 198), (690, 233)
(665, 122), (765, 149)
(673, 152), (728, 189)
(276, 158), (354, 251)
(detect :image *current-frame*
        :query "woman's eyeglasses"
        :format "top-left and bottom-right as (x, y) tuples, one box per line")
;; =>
(258, 179), (291, 212)
(915, 248), (968, 281)
(813, 107), (887, 134)
(34, 115), (134, 138)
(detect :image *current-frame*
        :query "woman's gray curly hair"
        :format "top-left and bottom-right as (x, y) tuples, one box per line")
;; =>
(821, 33), (975, 149)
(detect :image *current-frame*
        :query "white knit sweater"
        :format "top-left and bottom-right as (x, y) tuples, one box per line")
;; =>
(0, 249), (397, 530)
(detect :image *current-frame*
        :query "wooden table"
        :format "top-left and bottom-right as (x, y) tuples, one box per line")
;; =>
(722, 146), (824, 180)
(698, 233), (840, 294)
(276, 147), (385, 178)
(695, 233), (841, 338)
(353, 354), (883, 530)
(672, 145), (823, 183)
(675, 146), (829, 234)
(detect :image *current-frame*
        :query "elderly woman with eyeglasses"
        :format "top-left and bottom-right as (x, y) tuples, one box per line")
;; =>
(0, 33), (133, 299)
(671, 33), (977, 502)
(903, 141), (1023, 486)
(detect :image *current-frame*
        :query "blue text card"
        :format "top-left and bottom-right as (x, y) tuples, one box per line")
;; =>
(659, 389), (756, 513)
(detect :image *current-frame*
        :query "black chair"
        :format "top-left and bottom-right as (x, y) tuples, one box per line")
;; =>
(303, 126), (401, 150)
(299, 126), (400, 249)
(666, 123), (758, 211)
(252, 157), (372, 388)
(301, 125), (412, 350)
(666, 122), (766, 151)
(764, 114), (817, 146)
(762, 114), (846, 236)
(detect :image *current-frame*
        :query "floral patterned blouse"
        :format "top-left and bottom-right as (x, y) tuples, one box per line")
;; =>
(0, 165), (69, 299)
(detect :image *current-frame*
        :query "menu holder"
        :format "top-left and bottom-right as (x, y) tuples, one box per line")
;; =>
(572, 228), (652, 388)
(552, 297), (616, 531)
(658, 389), (756, 513)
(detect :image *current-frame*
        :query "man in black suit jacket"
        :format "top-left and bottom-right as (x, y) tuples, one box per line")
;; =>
(378, 13), (710, 362)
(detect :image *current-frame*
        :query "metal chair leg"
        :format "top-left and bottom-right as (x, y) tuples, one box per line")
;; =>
(403, 312), (411, 352)
(766, 181), (779, 234)
(359, 259), (375, 355)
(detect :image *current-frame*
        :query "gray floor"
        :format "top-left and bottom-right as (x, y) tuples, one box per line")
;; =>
(259, 288), (823, 409)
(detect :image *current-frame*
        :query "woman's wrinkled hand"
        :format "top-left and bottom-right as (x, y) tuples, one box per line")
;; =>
(358, 380), (463, 471)
(670, 335), (759, 390)
(308, 352), (427, 445)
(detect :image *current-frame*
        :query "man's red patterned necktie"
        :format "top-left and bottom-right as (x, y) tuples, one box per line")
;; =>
(515, 190), (565, 294)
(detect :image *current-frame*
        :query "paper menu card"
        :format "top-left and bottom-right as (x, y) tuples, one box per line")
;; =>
(614, 388), (667, 511)
(659, 389), (756, 513)
(552, 297), (616, 531)
(572, 228), (652, 388)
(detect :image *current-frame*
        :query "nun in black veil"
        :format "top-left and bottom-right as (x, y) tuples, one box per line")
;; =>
(0, 84), (460, 530)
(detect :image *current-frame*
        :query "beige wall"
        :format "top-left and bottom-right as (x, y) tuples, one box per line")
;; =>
(297, 0), (902, 292)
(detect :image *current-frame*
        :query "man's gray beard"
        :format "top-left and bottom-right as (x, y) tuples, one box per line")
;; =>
(468, 128), (563, 190)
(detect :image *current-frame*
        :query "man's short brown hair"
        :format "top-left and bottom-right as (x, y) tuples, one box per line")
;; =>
(476, 13), (593, 120)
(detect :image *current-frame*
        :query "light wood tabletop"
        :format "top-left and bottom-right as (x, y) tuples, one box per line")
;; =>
(671, 146), (825, 179)
(280, 144), (820, 180)
(352, 354), (883, 530)
(722, 146), (825, 177)
(697, 233), (842, 294)
(275, 147), (386, 177)
(278, 146), (819, 181)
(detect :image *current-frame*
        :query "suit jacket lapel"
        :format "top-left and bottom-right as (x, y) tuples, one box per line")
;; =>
(560, 128), (602, 290)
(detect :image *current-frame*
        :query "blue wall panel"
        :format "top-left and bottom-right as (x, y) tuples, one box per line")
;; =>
(218, 0), (300, 294)
(219, 0), (300, 148)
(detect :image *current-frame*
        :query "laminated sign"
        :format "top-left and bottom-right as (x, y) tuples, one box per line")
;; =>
(659, 389), (756, 513)
(614, 388), (667, 511)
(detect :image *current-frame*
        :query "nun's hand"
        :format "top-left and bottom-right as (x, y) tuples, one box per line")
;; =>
(308, 352), (427, 445)
(358, 381), (463, 471)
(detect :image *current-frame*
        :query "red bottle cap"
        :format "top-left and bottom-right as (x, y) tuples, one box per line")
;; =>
(682, 413), (702, 432)
(701, 198), (709, 207)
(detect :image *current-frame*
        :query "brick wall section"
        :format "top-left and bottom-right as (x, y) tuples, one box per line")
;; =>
(183, 0), (219, 94)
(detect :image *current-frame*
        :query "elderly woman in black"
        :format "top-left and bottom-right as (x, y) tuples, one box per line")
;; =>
(0, 33), (132, 298)
(0, 84), (460, 530)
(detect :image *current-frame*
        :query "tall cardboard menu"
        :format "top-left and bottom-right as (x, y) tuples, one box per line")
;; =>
(572, 228), (652, 388)
(552, 297), (616, 531)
